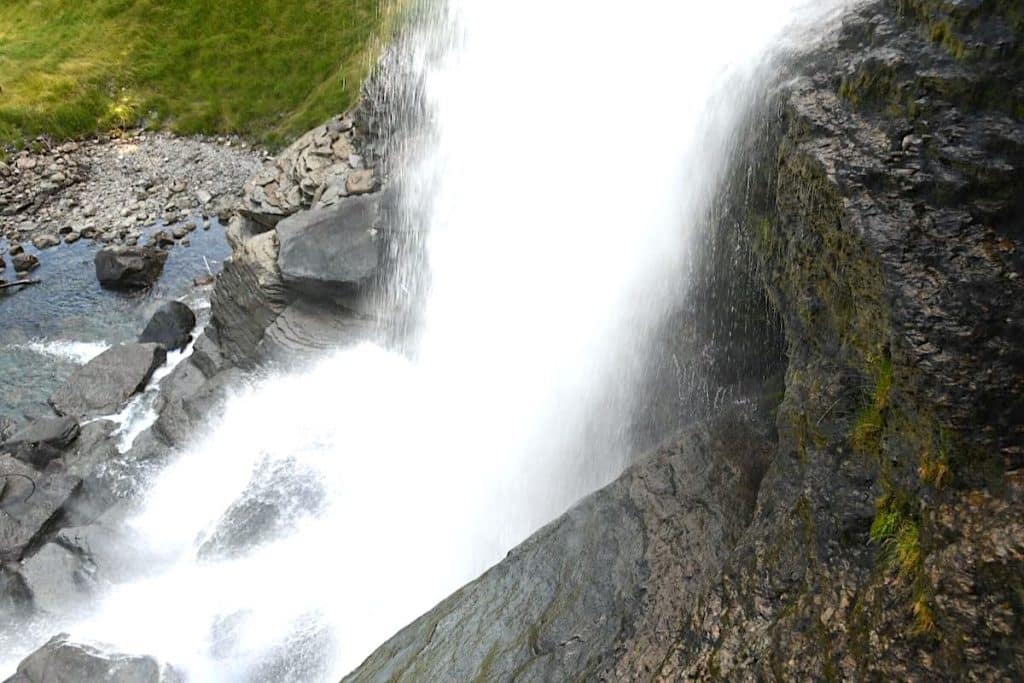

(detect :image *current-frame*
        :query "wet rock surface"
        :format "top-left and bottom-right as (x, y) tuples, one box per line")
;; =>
(4, 634), (181, 683)
(347, 412), (771, 681)
(137, 301), (196, 351)
(94, 246), (168, 290)
(49, 343), (167, 418)
(0, 455), (83, 562)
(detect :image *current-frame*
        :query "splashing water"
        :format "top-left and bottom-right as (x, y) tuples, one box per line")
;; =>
(2, 0), (856, 679)
(15, 339), (110, 365)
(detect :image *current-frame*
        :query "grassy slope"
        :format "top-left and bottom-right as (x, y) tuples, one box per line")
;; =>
(0, 0), (382, 148)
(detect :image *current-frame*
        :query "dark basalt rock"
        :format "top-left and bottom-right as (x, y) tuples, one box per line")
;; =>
(138, 301), (196, 351)
(49, 344), (166, 418)
(4, 634), (181, 683)
(276, 195), (381, 295)
(94, 246), (167, 290)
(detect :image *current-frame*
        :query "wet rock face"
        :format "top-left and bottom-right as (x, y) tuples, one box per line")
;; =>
(666, 1), (1024, 680)
(49, 343), (167, 418)
(346, 412), (771, 681)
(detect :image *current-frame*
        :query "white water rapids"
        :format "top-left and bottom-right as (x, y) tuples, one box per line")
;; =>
(3, 1), (854, 679)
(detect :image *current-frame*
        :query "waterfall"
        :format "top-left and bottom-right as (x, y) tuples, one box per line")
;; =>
(3, 1), (854, 679)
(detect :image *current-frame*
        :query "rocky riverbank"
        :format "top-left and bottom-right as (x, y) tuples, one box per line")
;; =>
(1, 131), (262, 256)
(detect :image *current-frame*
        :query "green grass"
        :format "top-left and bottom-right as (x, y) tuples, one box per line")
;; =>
(0, 0), (386, 148)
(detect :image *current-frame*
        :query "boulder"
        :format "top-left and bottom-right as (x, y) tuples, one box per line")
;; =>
(5, 634), (181, 683)
(4, 417), (80, 450)
(138, 301), (196, 351)
(49, 344), (166, 418)
(12, 253), (39, 273)
(3, 416), (80, 470)
(0, 455), (83, 562)
(276, 195), (381, 294)
(94, 247), (167, 290)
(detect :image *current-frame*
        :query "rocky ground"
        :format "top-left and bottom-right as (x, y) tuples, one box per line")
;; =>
(0, 131), (263, 261)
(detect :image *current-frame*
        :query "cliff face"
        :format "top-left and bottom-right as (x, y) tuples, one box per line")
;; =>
(347, 1), (1024, 679)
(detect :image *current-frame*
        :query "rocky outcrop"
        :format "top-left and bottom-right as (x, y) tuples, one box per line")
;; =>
(94, 247), (168, 290)
(138, 301), (196, 351)
(239, 114), (375, 229)
(4, 634), (181, 683)
(49, 344), (166, 418)
(210, 106), (389, 368)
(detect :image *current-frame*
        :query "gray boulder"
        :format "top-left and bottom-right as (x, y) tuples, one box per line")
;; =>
(0, 455), (83, 562)
(94, 246), (167, 290)
(138, 301), (196, 351)
(3, 416), (80, 470)
(4, 417), (80, 450)
(5, 634), (181, 683)
(276, 195), (381, 295)
(49, 344), (166, 418)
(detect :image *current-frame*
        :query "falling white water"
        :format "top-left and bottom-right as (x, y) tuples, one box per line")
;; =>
(2, 0), (856, 679)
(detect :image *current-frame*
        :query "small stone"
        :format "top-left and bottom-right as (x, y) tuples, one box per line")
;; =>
(172, 226), (188, 240)
(169, 179), (187, 194)
(348, 154), (364, 170)
(63, 232), (81, 244)
(9, 243), (24, 256)
(345, 170), (376, 195)
(32, 234), (60, 250)
(196, 189), (213, 205)
(194, 274), (215, 287)
(153, 230), (175, 247)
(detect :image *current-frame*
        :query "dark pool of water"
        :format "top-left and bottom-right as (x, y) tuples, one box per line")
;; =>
(0, 217), (229, 420)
